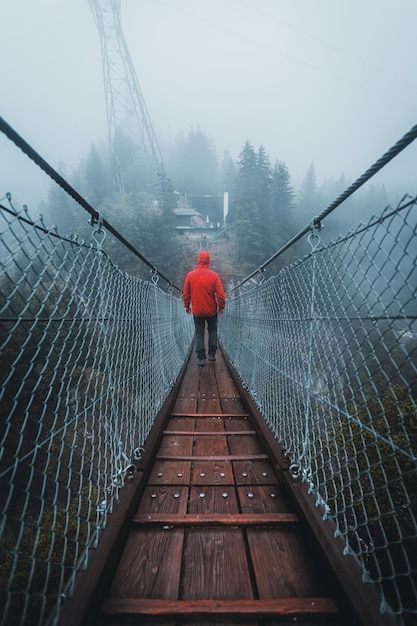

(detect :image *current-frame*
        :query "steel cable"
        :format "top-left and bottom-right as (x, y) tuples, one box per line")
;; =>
(0, 116), (181, 292)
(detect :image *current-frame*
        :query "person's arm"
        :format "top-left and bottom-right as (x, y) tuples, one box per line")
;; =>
(215, 275), (226, 313)
(183, 275), (192, 313)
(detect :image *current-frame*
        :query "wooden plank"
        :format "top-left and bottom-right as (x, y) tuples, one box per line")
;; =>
(184, 622), (260, 626)
(238, 485), (289, 514)
(197, 395), (223, 414)
(106, 527), (185, 599)
(228, 434), (264, 456)
(182, 484), (250, 600)
(147, 460), (191, 485)
(224, 415), (252, 431)
(101, 597), (340, 618)
(220, 396), (247, 414)
(259, 620), (341, 626)
(132, 513), (299, 526)
(106, 486), (188, 599)
(171, 396), (198, 415)
(193, 433), (229, 456)
(158, 433), (193, 456)
(182, 527), (253, 600)
(136, 486), (189, 515)
(176, 359), (200, 398)
(195, 415), (226, 431)
(164, 429), (255, 435)
(233, 459), (279, 485)
(156, 453), (268, 461)
(191, 459), (234, 485)
(170, 412), (249, 418)
(214, 365), (241, 399)
(164, 416), (195, 431)
(248, 527), (326, 598)
(188, 485), (239, 514)
(198, 363), (221, 402)
(95, 618), (176, 626)
(197, 361), (223, 414)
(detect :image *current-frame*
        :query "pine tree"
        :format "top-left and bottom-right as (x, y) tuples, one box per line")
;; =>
(83, 143), (110, 207)
(269, 160), (297, 249)
(156, 164), (177, 220)
(298, 162), (320, 223)
(255, 145), (273, 256)
(167, 126), (219, 196)
(233, 141), (266, 270)
(219, 150), (236, 193)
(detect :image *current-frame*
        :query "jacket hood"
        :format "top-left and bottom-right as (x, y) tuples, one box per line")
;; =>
(197, 251), (211, 267)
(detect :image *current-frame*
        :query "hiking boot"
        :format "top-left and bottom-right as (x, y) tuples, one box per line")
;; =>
(208, 355), (216, 362)
(198, 359), (206, 367)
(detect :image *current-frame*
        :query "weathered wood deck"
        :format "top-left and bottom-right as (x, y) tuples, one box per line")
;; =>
(59, 346), (396, 626)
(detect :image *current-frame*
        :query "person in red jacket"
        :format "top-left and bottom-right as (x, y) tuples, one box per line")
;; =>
(183, 251), (226, 366)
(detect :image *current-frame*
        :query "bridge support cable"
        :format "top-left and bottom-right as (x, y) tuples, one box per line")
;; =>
(231, 122), (417, 293)
(0, 115), (180, 292)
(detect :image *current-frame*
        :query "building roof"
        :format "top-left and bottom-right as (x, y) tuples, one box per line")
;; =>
(173, 208), (203, 217)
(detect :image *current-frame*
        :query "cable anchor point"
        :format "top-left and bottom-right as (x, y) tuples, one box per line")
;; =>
(91, 211), (106, 246)
(257, 267), (266, 284)
(308, 216), (322, 251)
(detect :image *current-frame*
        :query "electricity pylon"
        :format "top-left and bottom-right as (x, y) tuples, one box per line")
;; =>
(89, 0), (164, 194)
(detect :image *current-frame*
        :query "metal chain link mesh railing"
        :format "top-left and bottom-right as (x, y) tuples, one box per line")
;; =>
(0, 196), (194, 626)
(219, 195), (417, 625)
(2, 114), (417, 625)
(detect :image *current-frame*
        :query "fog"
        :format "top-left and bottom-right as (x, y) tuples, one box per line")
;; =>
(1, 0), (417, 208)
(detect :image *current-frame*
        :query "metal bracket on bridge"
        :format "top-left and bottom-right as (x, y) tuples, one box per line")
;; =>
(308, 216), (322, 251)
(257, 267), (266, 284)
(90, 211), (107, 247)
(133, 446), (145, 461)
(151, 268), (159, 285)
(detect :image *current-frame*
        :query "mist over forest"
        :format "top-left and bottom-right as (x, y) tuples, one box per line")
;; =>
(2, 0), (417, 290)
(1, 5), (417, 626)
(31, 122), (401, 291)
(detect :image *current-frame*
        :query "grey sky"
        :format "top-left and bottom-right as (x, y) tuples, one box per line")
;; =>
(1, 0), (417, 208)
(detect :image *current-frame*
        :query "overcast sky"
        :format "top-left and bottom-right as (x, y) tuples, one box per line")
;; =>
(1, 0), (417, 209)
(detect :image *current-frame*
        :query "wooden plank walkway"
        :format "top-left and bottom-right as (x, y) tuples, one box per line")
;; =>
(62, 346), (396, 626)
(95, 349), (342, 626)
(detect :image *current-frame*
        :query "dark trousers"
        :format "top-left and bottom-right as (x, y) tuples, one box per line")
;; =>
(193, 315), (218, 359)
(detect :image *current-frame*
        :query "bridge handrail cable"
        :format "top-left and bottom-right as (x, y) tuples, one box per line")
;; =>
(1, 116), (417, 626)
(0, 116), (181, 292)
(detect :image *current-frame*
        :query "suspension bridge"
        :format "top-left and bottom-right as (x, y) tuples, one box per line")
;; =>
(1, 115), (416, 626)
(1, 3), (417, 624)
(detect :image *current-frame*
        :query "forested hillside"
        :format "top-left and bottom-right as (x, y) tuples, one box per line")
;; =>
(40, 126), (389, 288)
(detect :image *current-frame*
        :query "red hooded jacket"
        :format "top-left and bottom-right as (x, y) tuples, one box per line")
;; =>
(183, 251), (226, 317)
